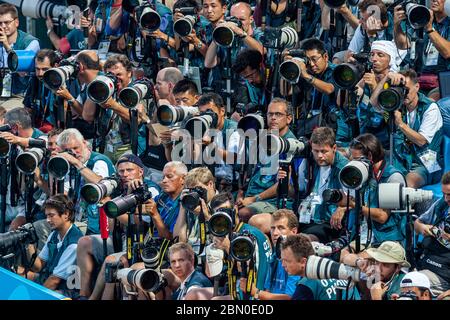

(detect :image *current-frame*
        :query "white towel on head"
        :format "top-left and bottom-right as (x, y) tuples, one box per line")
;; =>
(371, 40), (407, 72)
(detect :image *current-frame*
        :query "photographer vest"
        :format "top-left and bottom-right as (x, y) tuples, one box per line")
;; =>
(359, 164), (407, 246)
(77, 152), (115, 235)
(393, 93), (443, 175)
(300, 151), (348, 223)
(294, 277), (360, 300)
(418, 198), (450, 283)
(39, 224), (83, 291)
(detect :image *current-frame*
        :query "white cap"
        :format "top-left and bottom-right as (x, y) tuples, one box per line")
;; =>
(205, 244), (224, 277)
(371, 40), (407, 72)
(400, 271), (431, 290)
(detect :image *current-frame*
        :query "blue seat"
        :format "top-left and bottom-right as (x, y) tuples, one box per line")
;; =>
(422, 135), (450, 198)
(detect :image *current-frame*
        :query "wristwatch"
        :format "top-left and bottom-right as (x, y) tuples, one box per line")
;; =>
(196, 41), (203, 49)
(254, 289), (261, 299)
(426, 28), (435, 34)
(239, 31), (248, 39)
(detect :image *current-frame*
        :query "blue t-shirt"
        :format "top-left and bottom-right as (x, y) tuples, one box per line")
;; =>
(264, 254), (300, 296)
(152, 192), (181, 238)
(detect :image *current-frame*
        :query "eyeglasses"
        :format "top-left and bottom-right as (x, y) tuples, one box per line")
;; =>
(306, 55), (323, 65)
(267, 112), (288, 119)
(0, 19), (15, 26)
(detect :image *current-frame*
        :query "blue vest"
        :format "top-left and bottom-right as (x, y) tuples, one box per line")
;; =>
(393, 93), (443, 175)
(82, 152), (116, 234)
(40, 224), (83, 290)
(295, 278), (360, 300)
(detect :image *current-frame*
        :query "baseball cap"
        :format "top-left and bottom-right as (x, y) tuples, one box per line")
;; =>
(205, 243), (224, 277)
(400, 271), (431, 290)
(116, 153), (144, 169)
(366, 241), (411, 268)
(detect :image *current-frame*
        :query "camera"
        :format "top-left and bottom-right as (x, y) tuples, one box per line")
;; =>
(230, 231), (256, 262)
(19, 0), (75, 20)
(377, 81), (409, 113)
(237, 113), (265, 132)
(175, 7), (197, 16)
(212, 16), (243, 47)
(262, 26), (298, 49)
(117, 267), (167, 293)
(332, 53), (371, 89)
(7, 50), (36, 73)
(141, 237), (165, 269)
(80, 176), (121, 205)
(402, 1), (431, 29)
(118, 78), (153, 108)
(339, 158), (371, 190)
(235, 102), (261, 116)
(174, 15), (198, 37)
(279, 53), (307, 83)
(0, 223), (38, 255)
(305, 255), (365, 282)
(377, 183), (433, 210)
(47, 153), (73, 180)
(137, 5), (161, 32)
(208, 207), (236, 237)
(322, 189), (344, 204)
(263, 134), (308, 158)
(104, 184), (153, 218)
(87, 73), (118, 104)
(311, 237), (349, 257)
(43, 57), (79, 91)
(181, 186), (208, 211)
(183, 110), (219, 139)
(156, 105), (198, 126)
(323, 0), (360, 8)
(15, 147), (46, 175)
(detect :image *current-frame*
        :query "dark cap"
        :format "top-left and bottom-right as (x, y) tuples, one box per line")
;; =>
(116, 153), (144, 169)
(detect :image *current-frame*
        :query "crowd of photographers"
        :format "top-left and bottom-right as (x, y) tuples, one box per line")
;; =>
(0, 0), (449, 301)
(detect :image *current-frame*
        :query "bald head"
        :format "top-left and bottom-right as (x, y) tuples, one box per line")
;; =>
(231, 2), (252, 17)
(76, 50), (100, 70)
(156, 67), (184, 101)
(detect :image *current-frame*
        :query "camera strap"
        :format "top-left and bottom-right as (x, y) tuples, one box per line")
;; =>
(198, 207), (207, 254)
(245, 258), (256, 299)
(228, 260), (238, 300)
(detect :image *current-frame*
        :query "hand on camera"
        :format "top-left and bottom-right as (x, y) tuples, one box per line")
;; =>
(0, 132), (21, 145)
(150, 29), (165, 40)
(330, 207), (346, 230)
(55, 87), (73, 100)
(46, 17), (54, 30)
(425, 9), (434, 32)
(173, 10), (185, 22)
(277, 169), (288, 180)
(393, 5), (406, 26)
(387, 72), (406, 86)
(220, 21), (246, 38)
(80, 16), (92, 29)
(239, 277), (255, 295)
(363, 71), (377, 91)
(57, 151), (80, 166)
(142, 198), (158, 217)
(126, 179), (144, 194)
(370, 281), (388, 300)
(181, 29), (199, 45)
(212, 235), (230, 254)
(393, 110), (404, 127)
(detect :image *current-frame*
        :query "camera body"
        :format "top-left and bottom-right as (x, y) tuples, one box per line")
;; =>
(0, 223), (38, 255)
(262, 26), (298, 49)
(181, 186), (208, 211)
(235, 102), (261, 116)
(378, 80), (409, 113)
(322, 189), (343, 204)
(332, 53), (371, 89)
(176, 7), (197, 15)
(104, 183), (153, 218)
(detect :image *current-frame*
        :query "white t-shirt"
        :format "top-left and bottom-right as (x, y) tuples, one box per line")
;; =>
(406, 103), (443, 144)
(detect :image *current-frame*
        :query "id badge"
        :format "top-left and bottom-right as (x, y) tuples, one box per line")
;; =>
(135, 37), (143, 59)
(298, 200), (312, 224)
(98, 40), (111, 60)
(425, 43), (439, 66)
(418, 150), (441, 173)
(95, 18), (103, 33)
(1, 73), (12, 97)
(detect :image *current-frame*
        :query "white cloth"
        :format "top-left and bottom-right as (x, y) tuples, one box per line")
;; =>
(413, 103), (443, 144)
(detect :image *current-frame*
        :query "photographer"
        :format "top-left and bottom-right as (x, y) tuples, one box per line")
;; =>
(281, 127), (348, 243)
(237, 98), (297, 218)
(23, 49), (60, 132)
(280, 234), (359, 300)
(54, 128), (115, 234)
(20, 195), (83, 298)
(342, 0), (393, 59)
(393, 0), (450, 91)
(392, 271), (433, 300)
(174, 167), (217, 256)
(171, 0), (211, 69)
(155, 67), (184, 105)
(333, 134), (407, 252)
(185, 192), (271, 300)
(287, 38), (351, 145)
(357, 40), (405, 148)
(0, 3), (40, 95)
(205, 2), (264, 70)
(372, 69), (443, 188)
(232, 49), (268, 113)
(414, 171), (450, 296)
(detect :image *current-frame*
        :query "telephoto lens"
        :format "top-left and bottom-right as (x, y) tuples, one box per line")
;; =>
(141, 242), (161, 269)
(0, 137), (10, 158)
(117, 268), (167, 292)
(87, 73), (118, 104)
(118, 78), (151, 108)
(237, 113), (265, 132)
(156, 105), (198, 126)
(0, 223), (37, 255)
(208, 208), (235, 237)
(80, 177), (120, 204)
(229, 233), (255, 262)
(174, 15), (197, 37)
(104, 185), (152, 218)
(305, 255), (364, 282)
(339, 159), (370, 190)
(47, 155), (71, 179)
(139, 6), (161, 31)
(184, 110), (218, 139)
(15, 148), (46, 175)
